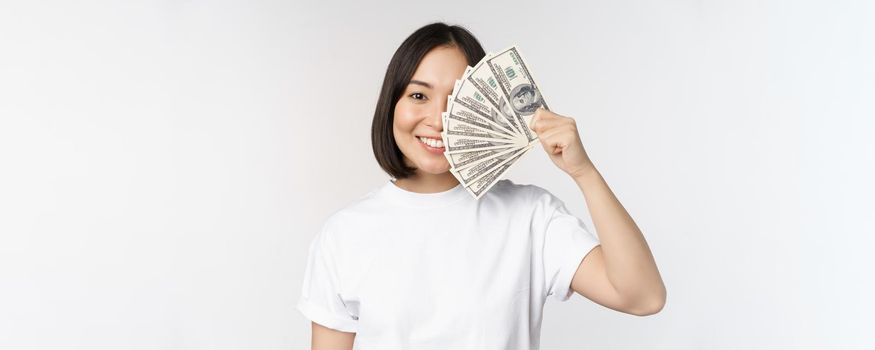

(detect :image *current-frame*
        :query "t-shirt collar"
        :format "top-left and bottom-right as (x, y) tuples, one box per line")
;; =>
(378, 179), (469, 207)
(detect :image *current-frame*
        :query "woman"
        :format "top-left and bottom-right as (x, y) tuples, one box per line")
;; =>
(297, 22), (666, 350)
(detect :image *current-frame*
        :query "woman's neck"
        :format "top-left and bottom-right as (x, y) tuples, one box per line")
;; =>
(393, 171), (460, 194)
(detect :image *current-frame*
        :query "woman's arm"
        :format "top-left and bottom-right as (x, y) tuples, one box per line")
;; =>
(569, 167), (666, 315)
(529, 107), (666, 315)
(311, 322), (355, 350)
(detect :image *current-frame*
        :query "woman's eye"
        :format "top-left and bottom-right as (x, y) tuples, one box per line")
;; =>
(410, 92), (427, 101)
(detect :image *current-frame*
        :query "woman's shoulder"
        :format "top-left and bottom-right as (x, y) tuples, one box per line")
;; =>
(490, 179), (554, 201)
(319, 182), (399, 233)
(487, 179), (567, 214)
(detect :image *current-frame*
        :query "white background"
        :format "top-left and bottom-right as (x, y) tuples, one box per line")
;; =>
(1, 0), (873, 349)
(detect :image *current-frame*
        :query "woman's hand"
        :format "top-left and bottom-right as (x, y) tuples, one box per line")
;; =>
(528, 107), (596, 178)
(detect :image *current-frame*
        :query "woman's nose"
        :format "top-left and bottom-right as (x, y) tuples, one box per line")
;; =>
(428, 99), (447, 129)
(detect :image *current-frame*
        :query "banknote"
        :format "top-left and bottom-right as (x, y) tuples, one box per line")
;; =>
(464, 53), (534, 143)
(445, 146), (517, 170)
(449, 145), (527, 185)
(442, 111), (516, 141)
(441, 103), (519, 139)
(442, 45), (547, 199)
(486, 46), (549, 142)
(463, 144), (534, 199)
(442, 134), (517, 154)
(448, 74), (522, 137)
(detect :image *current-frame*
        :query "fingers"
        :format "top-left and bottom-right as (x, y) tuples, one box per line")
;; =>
(529, 108), (579, 155)
(530, 117), (566, 134)
(529, 109), (576, 135)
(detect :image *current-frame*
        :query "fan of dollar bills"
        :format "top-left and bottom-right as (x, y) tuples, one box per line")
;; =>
(441, 45), (548, 199)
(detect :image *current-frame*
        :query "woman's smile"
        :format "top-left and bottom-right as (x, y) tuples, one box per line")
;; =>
(417, 135), (445, 154)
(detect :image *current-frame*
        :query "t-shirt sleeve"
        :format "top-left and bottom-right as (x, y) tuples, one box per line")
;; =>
(538, 188), (602, 302)
(296, 224), (358, 333)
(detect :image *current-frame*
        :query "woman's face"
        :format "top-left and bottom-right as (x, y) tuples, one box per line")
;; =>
(393, 45), (468, 176)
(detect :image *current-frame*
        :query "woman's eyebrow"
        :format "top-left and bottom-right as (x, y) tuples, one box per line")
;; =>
(408, 80), (433, 89)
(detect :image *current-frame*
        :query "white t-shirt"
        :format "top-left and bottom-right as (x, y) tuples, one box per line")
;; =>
(296, 179), (601, 350)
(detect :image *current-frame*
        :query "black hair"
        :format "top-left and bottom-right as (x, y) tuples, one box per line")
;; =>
(371, 22), (486, 179)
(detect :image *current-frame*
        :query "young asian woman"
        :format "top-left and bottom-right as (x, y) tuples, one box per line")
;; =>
(298, 22), (666, 350)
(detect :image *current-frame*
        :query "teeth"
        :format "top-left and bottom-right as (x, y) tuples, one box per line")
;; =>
(418, 136), (444, 148)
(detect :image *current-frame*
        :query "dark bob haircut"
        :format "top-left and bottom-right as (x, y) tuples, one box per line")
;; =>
(371, 22), (486, 179)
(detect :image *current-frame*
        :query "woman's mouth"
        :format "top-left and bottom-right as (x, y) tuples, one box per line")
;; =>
(417, 136), (446, 154)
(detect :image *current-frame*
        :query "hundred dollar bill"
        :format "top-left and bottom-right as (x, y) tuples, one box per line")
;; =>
(442, 112), (516, 142)
(486, 45), (548, 142)
(442, 132), (523, 151)
(440, 45), (546, 199)
(445, 145), (519, 171)
(442, 134), (516, 154)
(443, 104), (519, 140)
(464, 144), (534, 199)
(450, 146), (523, 184)
(464, 53), (533, 142)
(449, 73), (523, 137)
(444, 100), (517, 139)
(441, 114), (528, 147)
(458, 142), (532, 186)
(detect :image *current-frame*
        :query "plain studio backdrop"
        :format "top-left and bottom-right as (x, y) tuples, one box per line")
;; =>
(1, 0), (873, 349)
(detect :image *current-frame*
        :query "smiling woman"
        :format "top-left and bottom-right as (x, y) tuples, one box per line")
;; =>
(297, 21), (665, 350)
(370, 24), (486, 194)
